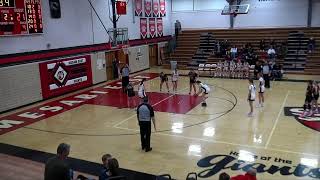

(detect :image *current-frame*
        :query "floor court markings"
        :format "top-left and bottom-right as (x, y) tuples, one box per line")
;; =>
(265, 90), (290, 148)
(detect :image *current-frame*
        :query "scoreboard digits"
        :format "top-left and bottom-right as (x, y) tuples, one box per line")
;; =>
(0, 0), (43, 36)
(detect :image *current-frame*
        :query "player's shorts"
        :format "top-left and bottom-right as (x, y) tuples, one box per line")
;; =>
(313, 94), (319, 101)
(190, 80), (196, 84)
(122, 76), (129, 87)
(305, 95), (313, 103)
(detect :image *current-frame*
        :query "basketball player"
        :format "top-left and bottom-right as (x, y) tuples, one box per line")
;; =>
(229, 60), (236, 78)
(138, 78), (147, 100)
(247, 79), (256, 117)
(301, 80), (314, 117)
(196, 81), (211, 107)
(188, 69), (198, 95)
(257, 72), (265, 108)
(172, 68), (179, 93)
(159, 72), (169, 93)
(223, 60), (229, 78)
(243, 61), (250, 78)
(236, 60), (243, 79)
(312, 81), (319, 113)
(215, 60), (223, 78)
(127, 83), (136, 108)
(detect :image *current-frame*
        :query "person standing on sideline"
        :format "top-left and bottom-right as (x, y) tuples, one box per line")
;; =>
(121, 64), (130, 93)
(137, 97), (156, 152)
(174, 20), (182, 41)
(112, 58), (119, 79)
(127, 83), (136, 109)
(312, 81), (319, 113)
(172, 68), (179, 93)
(247, 79), (256, 117)
(188, 69), (198, 95)
(262, 62), (271, 88)
(159, 72), (169, 93)
(45, 143), (72, 180)
(257, 72), (265, 108)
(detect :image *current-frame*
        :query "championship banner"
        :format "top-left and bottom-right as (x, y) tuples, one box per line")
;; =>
(152, 0), (159, 17)
(159, 0), (166, 17)
(156, 18), (163, 37)
(144, 0), (152, 17)
(39, 55), (93, 99)
(149, 18), (156, 38)
(140, 18), (148, 39)
(134, 0), (143, 16)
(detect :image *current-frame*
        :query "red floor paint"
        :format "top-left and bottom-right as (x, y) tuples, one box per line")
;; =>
(0, 73), (203, 135)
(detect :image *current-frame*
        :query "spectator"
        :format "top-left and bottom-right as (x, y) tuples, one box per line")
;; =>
(99, 154), (113, 180)
(308, 37), (316, 53)
(272, 63), (283, 80)
(230, 45), (238, 60)
(259, 39), (266, 52)
(254, 61), (262, 79)
(267, 46), (276, 60)
(174, 20), (182, 41)
(45, 143), (72, 180)
(219, 172), (231, 180)
(262, 61), (271, 88)
(270, 38), (276, 47)
(121, 64), (130, 93)
(231, 168), (257, 180)
(98, 158), (121, 180)
(216, 41), (222, 57)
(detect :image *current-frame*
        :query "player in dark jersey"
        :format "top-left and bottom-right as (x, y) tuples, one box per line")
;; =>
(127, 83), (136, 108)
(312, 80), (319, 113)
(188, 70), (198, 95)
(159, 72), (169, 93)
(301, 80), (314, 117)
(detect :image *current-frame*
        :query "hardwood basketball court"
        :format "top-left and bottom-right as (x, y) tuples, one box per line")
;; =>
(0, 68), (319, 180)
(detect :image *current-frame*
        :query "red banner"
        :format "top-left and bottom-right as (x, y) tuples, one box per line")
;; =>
(149, 18), (156, 38)
(116, 1), (127, 15)
(159, 0), (166, 17)
(144, 0), (152, 17)
(157, 18), (163, 37)
(152, 0), (159, 17)
(39, 55), (93, 99)
(140, 18), (148, 39)
(134, 0), (143, 16)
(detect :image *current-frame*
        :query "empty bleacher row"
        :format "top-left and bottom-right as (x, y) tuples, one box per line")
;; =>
(164, 28), (320, 75)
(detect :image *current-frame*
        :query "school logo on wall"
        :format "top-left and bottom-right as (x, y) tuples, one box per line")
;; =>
(284, 107), (320, 132)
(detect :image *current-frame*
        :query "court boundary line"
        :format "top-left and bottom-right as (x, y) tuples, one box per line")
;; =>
(265, 90), (290, 149)
(114, 126), (320, 157)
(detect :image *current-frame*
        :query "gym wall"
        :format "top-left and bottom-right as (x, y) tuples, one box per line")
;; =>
(128, 45), (150, 73)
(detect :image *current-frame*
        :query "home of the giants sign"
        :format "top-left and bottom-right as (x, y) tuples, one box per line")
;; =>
(197, 151), (319, 179)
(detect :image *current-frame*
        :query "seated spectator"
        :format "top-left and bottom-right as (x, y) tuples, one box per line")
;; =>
(270, 38), (276, 47)
(99, 154), (113, 180)
(45, 143), (72, 180)
(259, 39), (266, 52)
(106, 158), (120, 178)
(308, 37), (316, 53)
(219, 172), (231, 180)
(231, 168), (257, 180)
(230, 45), (238, 60)
(267, 46), (276, 60)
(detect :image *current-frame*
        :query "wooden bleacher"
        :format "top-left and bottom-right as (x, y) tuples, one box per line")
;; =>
(164, 28), (320, 75)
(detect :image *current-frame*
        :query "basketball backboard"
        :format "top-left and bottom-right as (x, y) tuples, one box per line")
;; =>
(108, 28), (129, 48)
(221, 4), (250, 15)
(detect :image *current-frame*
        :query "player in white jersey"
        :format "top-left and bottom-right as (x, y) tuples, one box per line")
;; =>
(243, 61), (250, 78)
(138, 78), (147, 99)
(223, 60), (229, 78)
(196, 81), (211, 107)
(236, 61), (243, 79)
(247, 79), (256, 117)
(229, 60), (237, 78)
(257, 73), (265, 108)
(215, 60), (223, 78)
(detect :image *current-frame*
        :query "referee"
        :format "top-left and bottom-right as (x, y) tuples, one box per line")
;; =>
(137, 97), (156, 152)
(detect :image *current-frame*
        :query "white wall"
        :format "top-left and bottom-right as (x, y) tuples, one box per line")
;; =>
(234, 0), (309, 28)
(0, 0), (172, 55)
(171, 0), (320, 30)
(312, 0), (320, 27)
(128, 45), (149, 73)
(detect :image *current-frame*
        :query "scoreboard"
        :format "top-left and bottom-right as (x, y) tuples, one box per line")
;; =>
(0, 0), (43, 36)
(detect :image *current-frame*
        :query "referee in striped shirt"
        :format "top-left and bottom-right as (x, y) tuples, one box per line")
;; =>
(137, 97), (157, 152)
